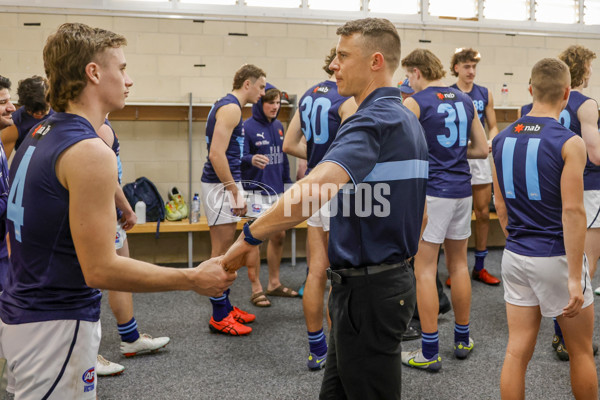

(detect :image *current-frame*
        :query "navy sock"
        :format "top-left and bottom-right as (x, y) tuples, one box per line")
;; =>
(117, 317), (140, 343)
(223, 288), (234, 313)
(553, 318), (564, 343)
(421, 331), (439, 359)
(474, 249), (488, 272)
(210, 292), (229, 322)
(454, 322), (470, 344)
(308, 329), (327, 357)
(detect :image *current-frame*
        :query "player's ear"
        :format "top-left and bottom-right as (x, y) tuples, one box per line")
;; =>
(85, 62), (100, 85)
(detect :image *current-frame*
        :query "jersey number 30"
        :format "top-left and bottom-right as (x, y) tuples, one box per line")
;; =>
(7, 146), (36, 242)
(300, 97), (331, 144)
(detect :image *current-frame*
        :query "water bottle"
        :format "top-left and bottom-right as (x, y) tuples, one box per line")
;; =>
(191, 193), (200, 223)
(501, 83), (509, 106)
(135, 201), (146, 224)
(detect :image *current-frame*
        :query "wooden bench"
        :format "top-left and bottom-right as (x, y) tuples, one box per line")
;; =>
(128, 212), (499, 267)
(128, 216), (308, 268)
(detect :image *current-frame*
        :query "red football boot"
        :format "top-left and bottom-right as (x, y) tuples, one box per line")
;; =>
(230, 306), (256, 324)
(209, 314), (252, 336)
(472, 268), (501, 285)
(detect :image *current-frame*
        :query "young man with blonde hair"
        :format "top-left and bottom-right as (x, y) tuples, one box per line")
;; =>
(223, 18), (427, 400)
(400, 48), (488, 372)
(201, 63), (266, 335)
(0, 23), (234, 399)
(494, 57), (597, 400)
(449, 47), (501, 287)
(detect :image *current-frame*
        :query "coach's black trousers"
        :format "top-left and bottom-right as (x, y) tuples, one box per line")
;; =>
(319, 263), (416, 400)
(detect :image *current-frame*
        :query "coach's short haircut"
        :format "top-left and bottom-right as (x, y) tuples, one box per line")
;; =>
(43, 23), (127, 112)
(450, 48), (481, 77)
(401, 49), (446, 81)
(558, 45), (596, 88)
(232, 64), (266, 91)
(0, 76), (11, 92)
(530, 58), (570, 104)
(336, 18), (401, 72)
(17, 76), (49, 114)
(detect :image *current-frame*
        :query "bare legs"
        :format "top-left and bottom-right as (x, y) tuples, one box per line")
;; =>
(501, 303), (597, 400)
(303, 226), (330, 332)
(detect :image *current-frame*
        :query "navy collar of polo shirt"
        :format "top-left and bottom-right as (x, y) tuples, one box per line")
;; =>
(356, 87), (402, 111)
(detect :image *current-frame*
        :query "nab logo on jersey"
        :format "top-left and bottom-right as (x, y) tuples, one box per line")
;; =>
(513, 123), (543, 134)
(82, 367), (95, 392)
(314, 86), (330, 94)
(437, 92), (457, 101)
(32, 123), (52, 139)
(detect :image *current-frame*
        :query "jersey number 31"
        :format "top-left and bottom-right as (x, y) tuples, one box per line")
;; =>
(437, 102), (468, 148)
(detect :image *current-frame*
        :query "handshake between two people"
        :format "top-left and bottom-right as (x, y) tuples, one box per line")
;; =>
(192, 233), (260, 297)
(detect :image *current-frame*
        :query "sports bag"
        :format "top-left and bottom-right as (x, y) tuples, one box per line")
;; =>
(123, 176), (165, 237)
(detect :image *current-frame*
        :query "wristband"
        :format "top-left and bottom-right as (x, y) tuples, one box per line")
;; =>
(243, 222), (263, 246)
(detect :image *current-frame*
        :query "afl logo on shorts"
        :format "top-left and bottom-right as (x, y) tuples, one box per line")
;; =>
(82, 367), (95, 392)
(252, 203), (262, 213)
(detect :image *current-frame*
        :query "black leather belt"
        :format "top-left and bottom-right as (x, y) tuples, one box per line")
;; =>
(327, 261), (409, 284)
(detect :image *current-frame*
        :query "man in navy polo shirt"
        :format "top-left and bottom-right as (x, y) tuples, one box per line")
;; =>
(222, 17), (428, 400)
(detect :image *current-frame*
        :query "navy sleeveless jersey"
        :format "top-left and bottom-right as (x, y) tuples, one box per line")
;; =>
(521, 103), (533, 117)
(412, 86), (475, 198)
(201, 94), (244, 183)
(450, 83), (488, 128)
(321, 87), (428, 268)
(0, 113), (102, 324)
(104, 119), (124, 220)
(104, 119), (122, 184)
(11, 106), (55, 151)
(560, 91), (600, 190)
(299, 81), (350, 171)
(492, 116), (575, 257)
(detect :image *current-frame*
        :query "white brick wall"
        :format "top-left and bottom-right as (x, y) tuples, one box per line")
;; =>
(246, 22), (287, 38)
(2, 12), (597, 106)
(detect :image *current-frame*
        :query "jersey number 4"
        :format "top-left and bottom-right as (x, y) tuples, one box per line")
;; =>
(300, 97), (331, 144)
(437, 102), (468, 148)
(7, 146), (36, 242)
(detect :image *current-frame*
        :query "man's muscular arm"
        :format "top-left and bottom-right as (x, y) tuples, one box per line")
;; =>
(282, 110), (307, 159)
(58, 138), (235, 296)
(209, 104), (246, 216)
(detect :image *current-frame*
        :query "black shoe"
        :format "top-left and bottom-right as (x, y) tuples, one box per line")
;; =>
(402, 319), (421, 341)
